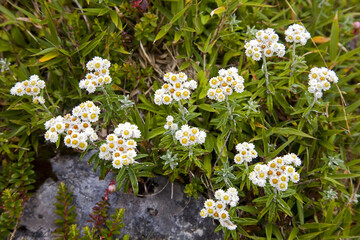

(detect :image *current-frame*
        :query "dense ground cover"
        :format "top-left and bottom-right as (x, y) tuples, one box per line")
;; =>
(1, 0), (360, 239)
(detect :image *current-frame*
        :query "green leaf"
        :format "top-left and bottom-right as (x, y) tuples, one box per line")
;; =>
(154, 24), (172, 42)
(198, 104), (218, 113)
(265, 223), (272, 240)
(127, 166), (139, 196)
(170, 5), (190, 25)
(110, 10), (119, 28)
(44, 2), (60, 46)
(179, 61), (190, 71)
(289, 227), (299, 240)
(300, 223), (334, 229)
(337, 47), (360, 63)
(272, 127), (315, 139)
(148, 127), (166, 140)
(329, 12), (339, 61)
(81, 31), (107, 57)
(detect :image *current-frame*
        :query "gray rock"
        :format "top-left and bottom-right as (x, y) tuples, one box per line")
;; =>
(16, 151), (222, 240)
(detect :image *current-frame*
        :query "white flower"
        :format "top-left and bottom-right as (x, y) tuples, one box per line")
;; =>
(10, 75), (45, 97)
(33, 96), (45, 104)
(215, 189), (225, 200)
(81, 57), (111, 93)
(308, 67), (337, 99)
(200, 208), (208, 218)
(49, 132), (59, 143)
(154, 72), (197, 105)
(204, 199), (215, 208)
(250, 154), (301, 190)
(245, 28), (285, 61)
(207, 68), (245, 101)
(112, 158), (123, 169)
(175, 125), (206, 146)
(200, 188), (239, 231)
(285, 24), (311, 46)
(166, 115), (174, 121)
(234, 142), (257, 165)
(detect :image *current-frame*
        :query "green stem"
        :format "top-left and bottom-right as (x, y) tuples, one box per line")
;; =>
(290, 43), (297, 77)
(40, 102), (54, 117)
(305, 96), (317, 118)
(226, 97), (233, 121)
(178, 101), (187, 122)
(101, 86), (112, 110)
(262, 54), (270, 94)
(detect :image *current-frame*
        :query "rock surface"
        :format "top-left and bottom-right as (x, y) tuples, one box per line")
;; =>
(16, 151), (222, 239)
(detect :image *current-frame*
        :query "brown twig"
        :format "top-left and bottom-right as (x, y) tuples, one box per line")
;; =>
(73, 0), (90, 31)
(137, 180), (170, 197)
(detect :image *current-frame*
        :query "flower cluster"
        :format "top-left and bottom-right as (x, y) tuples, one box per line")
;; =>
(249, 153), (301, 191)
(207, 67), (245, 102)
(44, 110), (98, 150)
(164, 115), (178, 131)
(175, 124), (206, 147)
(200, 188), (239, 230)
(72, 101), (100, 123)
(308, 67), (338, 99)
(10, 75), (46, 101)
(154, 72), (197, 105)
(245, 28), (285, 61)
(285, 24), (311, 46)
(99, 122), (141, 169)
(233, 142), (258, 164)
(79, 57), (112, 93)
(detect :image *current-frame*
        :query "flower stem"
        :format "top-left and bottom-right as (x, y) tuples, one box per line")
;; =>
(262, 54), (271, 94)
(226, 97), (236, 128)
(305, 96), (317, 118)
(178, 101), (187, 122)
(212, 128), (233, 173)
(290, 43), (296, 77)
(40, 102), (54, 117)
(101, 86), (113, 110)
